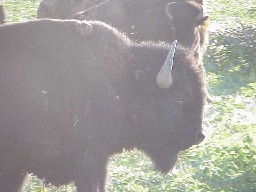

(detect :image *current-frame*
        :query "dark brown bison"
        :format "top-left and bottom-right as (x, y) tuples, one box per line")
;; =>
(72, 0), (208, 59)
(37, 0), (209, 63)
(37, 0), (106, 19)
(38, 0), (208, 47)
(0, 19), (206, 192)
(0, 3), (4, 24)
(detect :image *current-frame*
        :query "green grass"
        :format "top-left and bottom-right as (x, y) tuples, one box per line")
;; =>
(2, 0), (256, 191)
(4, 0), (39, 22)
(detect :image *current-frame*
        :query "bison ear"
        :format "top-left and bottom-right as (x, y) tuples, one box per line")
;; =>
(165, 2), (177, 20)
(135, 70), (145, 82)
(135, 70), (149, 88)
(197, 16), (209, 27)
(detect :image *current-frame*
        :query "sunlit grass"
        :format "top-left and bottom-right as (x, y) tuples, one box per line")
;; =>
(207, 0), (256, 27)
(4, 0), (39, 22)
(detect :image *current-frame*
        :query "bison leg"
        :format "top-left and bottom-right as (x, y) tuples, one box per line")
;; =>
(0, 172), (24, 192)
(72, 144), (108, 192)
(75, 157), (108, 192)
(96, 159), (107, 192)
(75, 175), (93, 192)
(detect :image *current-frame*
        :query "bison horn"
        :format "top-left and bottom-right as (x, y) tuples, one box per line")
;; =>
(156, 40), (177, 89)
(165, 2), (175, 20)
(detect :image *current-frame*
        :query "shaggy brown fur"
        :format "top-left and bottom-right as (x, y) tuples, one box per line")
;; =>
(0, 19), (206, 192)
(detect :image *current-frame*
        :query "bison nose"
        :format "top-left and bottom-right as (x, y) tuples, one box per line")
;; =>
(181, 129), (205, 150)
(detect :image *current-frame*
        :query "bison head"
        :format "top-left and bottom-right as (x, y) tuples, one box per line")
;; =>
(165, 0), (209, 50)
(133, 40), (206, 173)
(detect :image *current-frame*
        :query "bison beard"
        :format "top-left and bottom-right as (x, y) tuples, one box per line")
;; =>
(0, 19), (206, 192)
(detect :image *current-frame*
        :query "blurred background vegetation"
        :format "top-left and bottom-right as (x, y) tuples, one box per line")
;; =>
(2, 0), (256, 191)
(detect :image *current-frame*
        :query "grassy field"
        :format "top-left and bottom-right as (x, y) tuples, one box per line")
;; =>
(2, 0), (256, 191)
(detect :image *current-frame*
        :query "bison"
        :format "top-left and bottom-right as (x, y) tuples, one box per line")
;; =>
(72, 0), (209, 61)
(38, 0), (208, 49)
(0, 19), (206, 192)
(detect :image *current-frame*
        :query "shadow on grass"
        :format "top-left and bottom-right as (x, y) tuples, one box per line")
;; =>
(204, 24), (256, 96)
